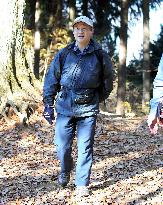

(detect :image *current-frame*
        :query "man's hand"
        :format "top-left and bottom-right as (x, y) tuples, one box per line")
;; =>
(43, 105), (55, 125)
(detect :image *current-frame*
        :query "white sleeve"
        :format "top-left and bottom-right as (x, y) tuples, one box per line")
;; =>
(148, 54), (163, 125)
(153, 54), (163, 85)
(153, 54), (163, 98)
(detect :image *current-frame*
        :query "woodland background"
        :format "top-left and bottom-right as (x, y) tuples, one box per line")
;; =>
(0, 0), (163, 120)
(0, 1), (163, 205)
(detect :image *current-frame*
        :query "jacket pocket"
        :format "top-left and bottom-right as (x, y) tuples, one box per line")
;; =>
(74, 89), (95, 105)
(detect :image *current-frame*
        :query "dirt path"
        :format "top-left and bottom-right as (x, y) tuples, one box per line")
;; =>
(0, 111), (162, 205)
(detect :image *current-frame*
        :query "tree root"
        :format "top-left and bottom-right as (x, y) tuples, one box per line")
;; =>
(0, 96), (39, 125)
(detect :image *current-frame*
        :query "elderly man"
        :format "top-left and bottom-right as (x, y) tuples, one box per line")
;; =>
(43, 16), (113, 197)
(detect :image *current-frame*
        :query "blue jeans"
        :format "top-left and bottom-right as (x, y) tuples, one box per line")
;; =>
(55, 113), (97, 186)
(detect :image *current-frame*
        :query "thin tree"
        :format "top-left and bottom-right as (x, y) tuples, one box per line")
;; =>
(34, 0), (41, 79)
(116, 0), (129, 115)
(142, 0), (150, 112)
(68, 0), (76, 29)
(81, 0), (89, 16)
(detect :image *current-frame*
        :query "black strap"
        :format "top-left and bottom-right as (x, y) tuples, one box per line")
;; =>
(59, 46), (104, 73)
(59, 46), (70, 70)
(94, 49), (103, 68)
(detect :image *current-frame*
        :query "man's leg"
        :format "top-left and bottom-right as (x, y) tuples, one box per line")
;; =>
(75, 115), (97, 187)
(55, 114), (75, 185)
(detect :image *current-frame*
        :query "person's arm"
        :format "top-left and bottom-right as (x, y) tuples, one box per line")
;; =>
(43, 50), (63, 105)
(42, 49), (63, 124)
(153, 54), (163, 95)
(101, 51), (113, 100)
(148, 53), (163, 134)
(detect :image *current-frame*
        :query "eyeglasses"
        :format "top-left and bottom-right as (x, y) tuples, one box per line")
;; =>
(73, 27), (91, 32)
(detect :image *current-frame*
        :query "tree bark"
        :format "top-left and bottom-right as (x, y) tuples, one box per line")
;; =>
(0, 0), (41, 123)
(34, 0), (41, 79)
(68, 0), (76, 29)
(142, 0), (150, 112)
(116, 0), (129, 115)
(81, 0), (88, 16)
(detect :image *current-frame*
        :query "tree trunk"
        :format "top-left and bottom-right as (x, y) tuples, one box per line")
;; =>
(0, 0), (41, 123)
(142, 0), (150, 112)
(56, 0), (64, 28)
(116, 0), (129, 115)
(68, 0), (76, 29)
(34, 0), (41, 79)
(49, 0), (63, 29)
(81, 0), (88, 16)
(94, 0), (109, 37)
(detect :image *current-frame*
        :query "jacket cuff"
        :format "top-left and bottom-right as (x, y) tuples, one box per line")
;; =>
(43, 96), (54, 106)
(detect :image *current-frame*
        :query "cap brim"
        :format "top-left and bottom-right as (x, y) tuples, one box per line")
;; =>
(72, 21), (93, 27)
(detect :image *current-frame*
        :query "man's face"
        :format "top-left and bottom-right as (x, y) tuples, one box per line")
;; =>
(73, 22), (94, 45)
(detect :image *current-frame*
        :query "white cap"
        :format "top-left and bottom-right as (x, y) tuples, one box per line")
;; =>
(72, 16), (93, 28)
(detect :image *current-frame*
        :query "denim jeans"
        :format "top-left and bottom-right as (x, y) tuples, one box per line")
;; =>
(55, 113), (97, 186)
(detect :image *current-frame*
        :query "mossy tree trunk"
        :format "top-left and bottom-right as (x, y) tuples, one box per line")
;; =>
(0, 0), (41, 123)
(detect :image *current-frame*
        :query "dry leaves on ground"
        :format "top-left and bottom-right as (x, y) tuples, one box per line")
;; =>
(0, 108), (162, 205)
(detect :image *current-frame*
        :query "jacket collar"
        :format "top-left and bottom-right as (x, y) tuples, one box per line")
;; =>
(67, 39), (102, 54)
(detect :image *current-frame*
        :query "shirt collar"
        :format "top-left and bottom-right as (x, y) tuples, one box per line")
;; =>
(73, 42), (90, 54)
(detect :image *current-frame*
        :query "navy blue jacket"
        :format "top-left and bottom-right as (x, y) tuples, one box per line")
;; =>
(43, 39), (113, 117)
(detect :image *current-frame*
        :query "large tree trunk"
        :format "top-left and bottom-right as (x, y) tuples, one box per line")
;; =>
(142, 0), (150, 112)
(0, 0), (41, 124)
(116, 0), (129, 115)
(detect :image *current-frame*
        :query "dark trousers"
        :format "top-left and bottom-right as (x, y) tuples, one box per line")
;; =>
(55, 113), (96, 186)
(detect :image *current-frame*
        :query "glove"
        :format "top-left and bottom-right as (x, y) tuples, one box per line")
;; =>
(43, 105), (55, 125)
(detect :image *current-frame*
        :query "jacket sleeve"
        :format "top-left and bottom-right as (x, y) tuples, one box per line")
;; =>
(153, 53), (163, 97)
(101, 50), (113, 100)
(43, 49), (63, 105)
(148, 53), (163, 127)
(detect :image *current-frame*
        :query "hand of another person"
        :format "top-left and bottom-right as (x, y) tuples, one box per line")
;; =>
(149, 118), (158, 135)
(43, 105), (55, 125)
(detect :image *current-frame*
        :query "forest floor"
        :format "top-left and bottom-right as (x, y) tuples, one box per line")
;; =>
(0, 107), (162, 205)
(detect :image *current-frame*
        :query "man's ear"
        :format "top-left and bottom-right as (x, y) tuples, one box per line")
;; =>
(72, 29), (75, 36)
(91, 28), (94, 36)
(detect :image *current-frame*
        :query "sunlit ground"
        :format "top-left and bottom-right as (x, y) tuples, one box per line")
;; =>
(0, 111), (162, 205)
